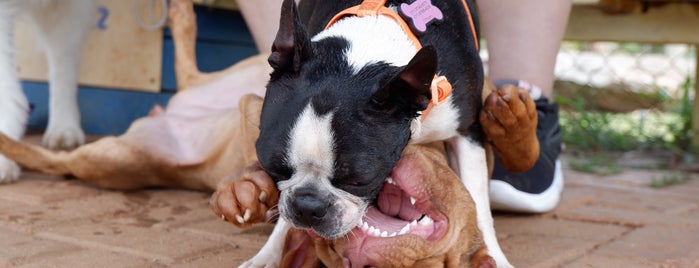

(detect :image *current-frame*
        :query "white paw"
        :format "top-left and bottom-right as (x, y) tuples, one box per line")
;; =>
(238, 253), (280, 268)
(43, 125), (85, 150)
(0, 155), (21, 183)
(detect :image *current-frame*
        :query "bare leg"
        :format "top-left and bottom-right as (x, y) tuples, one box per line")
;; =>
(235, 0), (283, 52)
(480, 1), (570, 214)
(478, 0), (572, 97)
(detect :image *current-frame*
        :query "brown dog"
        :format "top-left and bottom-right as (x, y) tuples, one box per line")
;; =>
(277, 142), (496, 268)
(0, 0), (538, 266)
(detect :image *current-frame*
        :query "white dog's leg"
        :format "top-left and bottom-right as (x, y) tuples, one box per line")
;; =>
(0, 3), (26, 183)
(26, 0), (95, 149)
(239, 218), (290, 268)
(450, 136), (513, 268)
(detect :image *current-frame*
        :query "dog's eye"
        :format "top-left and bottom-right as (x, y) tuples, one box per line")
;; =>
(261, 165), (291, 182)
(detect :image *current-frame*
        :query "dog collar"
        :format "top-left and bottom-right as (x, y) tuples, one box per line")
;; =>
(325, 0), (468, 121)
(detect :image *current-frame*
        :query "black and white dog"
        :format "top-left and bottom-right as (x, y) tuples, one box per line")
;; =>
(246, 0), (511, 267)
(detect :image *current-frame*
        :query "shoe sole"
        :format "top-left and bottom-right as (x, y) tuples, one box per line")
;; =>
(489, 160), (564, 213)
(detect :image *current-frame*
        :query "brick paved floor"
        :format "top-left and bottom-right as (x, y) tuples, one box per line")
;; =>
(1, 137), (698, 267)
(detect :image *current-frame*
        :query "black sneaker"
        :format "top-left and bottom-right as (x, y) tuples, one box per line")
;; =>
(489, 97), (564, 213)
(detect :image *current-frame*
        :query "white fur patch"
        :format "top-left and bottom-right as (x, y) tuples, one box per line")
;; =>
(239, 217), (291, 267)
(279, 104), (365, 234)
(450, 136), (513, 267)
(410, 97), (461, 144)
(312, 15), (417, 73)
(286, 104), (336, 180)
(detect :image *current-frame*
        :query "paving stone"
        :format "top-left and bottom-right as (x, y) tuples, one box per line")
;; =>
(105, 190), (214, 229)
(543, 183), (600, 214)
(554, 185), (699, 227)
(176, 218), (274, 244)
(565, 255), (662, 268)
(0, 192), (134, 233)
(495, 217), (629, 242)
(35, 221), (230, 265)
(0, 228), (80, 266)
(15, 249), (158, 268)
(499, 234), (597, 267)
(0, 174), (105, 205)
(170, 244), (257, 267)
(593, 225), (699, 266)
(662, 176), (699, 199)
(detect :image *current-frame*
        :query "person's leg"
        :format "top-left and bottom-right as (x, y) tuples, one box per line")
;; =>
(478, 0), (572, 213)
(478, 0), (572, 98)
(235, 0), (283, 52)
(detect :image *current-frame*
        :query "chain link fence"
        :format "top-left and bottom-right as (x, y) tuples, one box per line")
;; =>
(554, 42), (696, 152)
(482, 42), (697, 153)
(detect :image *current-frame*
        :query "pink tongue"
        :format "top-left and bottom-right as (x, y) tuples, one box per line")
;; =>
(377, 182), (423, 221)
(364, 207), (408, 233)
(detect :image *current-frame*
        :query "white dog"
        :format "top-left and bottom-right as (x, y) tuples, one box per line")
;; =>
(0, 0), (95, 182)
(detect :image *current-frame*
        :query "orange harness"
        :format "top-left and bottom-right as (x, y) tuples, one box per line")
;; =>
(325, 0), (478, 121)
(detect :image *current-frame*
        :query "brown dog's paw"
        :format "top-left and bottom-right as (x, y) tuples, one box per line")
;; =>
(210, 162), (279, 227)
(480, 84), (539, 172)
(470, 246), (497, 268)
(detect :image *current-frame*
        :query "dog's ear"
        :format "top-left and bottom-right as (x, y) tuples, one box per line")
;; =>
(268, 0), (312, 76)
(370, 46), (437, 117)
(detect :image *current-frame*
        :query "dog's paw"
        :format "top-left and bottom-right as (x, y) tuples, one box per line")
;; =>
(210, 162), (279, 227)
(42, 125), (85, 150)
(480, 84), (539, 172)
(0, 155), (21, 183)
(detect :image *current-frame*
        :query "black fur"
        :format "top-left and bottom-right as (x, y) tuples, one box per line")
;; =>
(255, 0), (483, 234)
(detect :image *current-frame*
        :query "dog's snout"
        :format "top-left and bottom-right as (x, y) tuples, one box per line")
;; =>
(292, 191), (329, 224)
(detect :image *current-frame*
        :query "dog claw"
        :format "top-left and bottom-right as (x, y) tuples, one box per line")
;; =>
(243, 209), (251, 222)
(486, 111), (495, 121)
(236, 215), (245, 224)
(501, 94), (511, 102)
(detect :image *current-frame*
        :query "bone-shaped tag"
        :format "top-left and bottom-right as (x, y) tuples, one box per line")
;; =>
(399, 0), (443, 34)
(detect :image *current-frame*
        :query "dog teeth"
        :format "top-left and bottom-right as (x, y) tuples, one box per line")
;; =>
(360, 215), (430, 237)
(410, 197), (417, 205)
(385, 177), (396, 185)
(418, 215), (433, 225)
(399, 224), (410, 235)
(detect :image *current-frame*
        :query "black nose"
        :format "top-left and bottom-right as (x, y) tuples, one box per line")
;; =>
(292, 191), (328, 225)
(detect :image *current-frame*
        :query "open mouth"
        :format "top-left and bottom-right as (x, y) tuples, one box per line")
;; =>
(354, 172), (448, 242)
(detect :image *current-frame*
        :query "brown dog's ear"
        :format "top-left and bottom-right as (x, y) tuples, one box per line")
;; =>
(370, 46), (437, 117)
(470, 246), (496, 268)
(268, 0), (312, 77)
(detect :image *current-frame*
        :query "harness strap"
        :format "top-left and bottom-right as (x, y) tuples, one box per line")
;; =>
(326, 0), (476, 121)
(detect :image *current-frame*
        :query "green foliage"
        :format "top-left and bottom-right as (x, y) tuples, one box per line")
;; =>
(650, 172), (692, 188)
(556, 76), (693, 153)
(568, 154), (622, 175)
